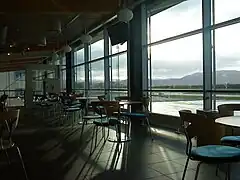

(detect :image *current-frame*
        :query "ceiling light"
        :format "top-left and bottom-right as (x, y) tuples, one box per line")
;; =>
(80, 34), (92, 44)
(117, 8), (133, 23)
(7, 52), (11, 56)
(63, 45), (72, 53)
(27, 47), (30, 51)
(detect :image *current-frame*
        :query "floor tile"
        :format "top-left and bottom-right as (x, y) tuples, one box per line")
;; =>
(150, 161), (185, 175)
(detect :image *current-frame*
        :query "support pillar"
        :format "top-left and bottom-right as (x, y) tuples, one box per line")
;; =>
(126, 3), (148, 180)
(66, 51), (73, 94)
(104, 28), (110, 100)
(84, 43), (90, 96)
(202, 0), (213, 110)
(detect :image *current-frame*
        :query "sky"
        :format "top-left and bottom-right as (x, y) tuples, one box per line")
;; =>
(75, 0), (240, 81)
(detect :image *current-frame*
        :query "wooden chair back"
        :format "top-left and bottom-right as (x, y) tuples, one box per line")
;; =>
(218, 104), (240, 117)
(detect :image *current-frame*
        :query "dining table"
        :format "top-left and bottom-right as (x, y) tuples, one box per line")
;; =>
(215, 116), (240, 128)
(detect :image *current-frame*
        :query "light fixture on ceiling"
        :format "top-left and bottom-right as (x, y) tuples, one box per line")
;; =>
(63, 44), (72, 53)
(117, 8), (133, 23)
(80, 34), (92, 44)
(7, 52), (11, 56)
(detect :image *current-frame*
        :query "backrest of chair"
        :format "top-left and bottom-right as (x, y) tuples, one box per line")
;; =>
(218, 104), (240, 117)
(101, 101), (120, 117)
(115, 96), (129, 101)
(98, 95), (106, 101)
(179, 110), (206, 155)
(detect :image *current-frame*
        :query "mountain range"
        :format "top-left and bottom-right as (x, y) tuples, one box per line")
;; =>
(150, 70), (240, 86)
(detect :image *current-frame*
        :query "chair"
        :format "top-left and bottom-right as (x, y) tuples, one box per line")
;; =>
(218, 104), (240, 146)
(0, 109), (29, 180)
(86, 101), (120, 155)
(179, 110), (240, 180)
(120, 96), (153, 141)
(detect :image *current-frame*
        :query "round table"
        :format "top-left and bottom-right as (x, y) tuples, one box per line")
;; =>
(215, 116), (240, 128)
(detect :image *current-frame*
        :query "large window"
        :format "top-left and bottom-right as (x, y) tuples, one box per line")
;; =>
(150, 34), (203, 116)
(75, 65), (85, 90)
(214, 0), (240, 24)
(90, 39), (104, 60)
(89, 60), (104, 89)
(214, 23), (240, 105)
(110, 53), (127, 89)
(75, 49), (84, 65)
(150, 0), (202, 43)
(148, 0), (203, 116)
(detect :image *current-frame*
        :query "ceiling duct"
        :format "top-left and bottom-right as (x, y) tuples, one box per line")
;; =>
(37, 37), (47, 46)
(47, 20), (62, 33)
(0, 26), (8, 45)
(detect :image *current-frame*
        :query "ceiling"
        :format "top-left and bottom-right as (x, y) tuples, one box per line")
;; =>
(0, 0), (122, 72)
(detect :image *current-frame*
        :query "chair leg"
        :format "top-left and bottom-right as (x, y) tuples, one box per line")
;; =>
(90, 126), (96, 155)
(194, 162), (202, 180)
(225, 164), (231, 180)
(15, 146), (29, 180)
(216, 164), (219, 176)
(182, 157), (190, 180)
(4, 149), (11, 165)
(145, 117), (153, 141)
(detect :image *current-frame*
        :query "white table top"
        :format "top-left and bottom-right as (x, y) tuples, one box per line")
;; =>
(119, 101), (142, 105)
(215, 116), (240, 128)
(76, 97), (98, 100)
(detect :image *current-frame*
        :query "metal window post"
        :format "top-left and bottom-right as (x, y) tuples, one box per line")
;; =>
(84, 43), (90, 96)
(104, 28), (110, 100)
(202, 0), (213, 110)
(66, 51), (74, 94)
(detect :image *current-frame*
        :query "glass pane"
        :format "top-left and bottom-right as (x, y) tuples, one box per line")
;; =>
(90, 39), (104, 60)
(90, 60), (104, 89)
(150, 34), (203, 115)
(111, 42), (127, 54)
(61, 70), (66, 91)
(110, 53), (127, 89)
(75, 65), (85, 90)
(214, 0), (240, 24)
(151, 93), (203, 116)
(214, 23), (240, 105)
(75, 49), (84, 65)
(150, 0), (202, 42)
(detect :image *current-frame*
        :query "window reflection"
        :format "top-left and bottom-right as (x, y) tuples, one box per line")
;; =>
(89, 60), (104, 89)
(150, 0), (202, 42)
(110, 53), (127, 89)
(90, 39), (104, 60)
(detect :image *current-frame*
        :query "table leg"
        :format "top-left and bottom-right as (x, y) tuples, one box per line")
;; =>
(108, 120), (131, 143)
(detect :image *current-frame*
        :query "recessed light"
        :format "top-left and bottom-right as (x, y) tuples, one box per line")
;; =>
(7, 53), (11, 56)
(27, 47), (30, 50)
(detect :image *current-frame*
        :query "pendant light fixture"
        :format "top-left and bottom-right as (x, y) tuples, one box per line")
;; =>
(63, 44), (72, 53)
(117, 0), (133, 23)
(80, 28), (92, 44)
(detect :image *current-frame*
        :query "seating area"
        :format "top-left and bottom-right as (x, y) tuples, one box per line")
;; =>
(1, 0), (240, 180)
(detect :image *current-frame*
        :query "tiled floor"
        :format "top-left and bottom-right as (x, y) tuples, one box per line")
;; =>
(1, 114), (240, 180)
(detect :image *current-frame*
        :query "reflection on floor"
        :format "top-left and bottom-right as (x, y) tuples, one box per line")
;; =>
(1, 116), (240, 180)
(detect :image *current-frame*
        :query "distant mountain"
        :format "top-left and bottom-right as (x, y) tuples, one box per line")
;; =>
(116, 70), (240, 86)
(151, 70), (240, 86)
